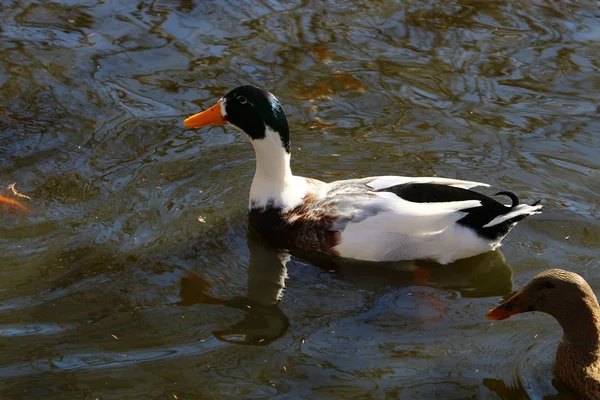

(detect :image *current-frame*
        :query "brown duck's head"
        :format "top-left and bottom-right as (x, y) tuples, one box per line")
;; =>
(486, 269), (598, 321)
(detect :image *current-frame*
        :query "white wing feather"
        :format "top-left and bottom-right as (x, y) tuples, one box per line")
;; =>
(334, 191), (491, 264)
(366, 176), (490, 191)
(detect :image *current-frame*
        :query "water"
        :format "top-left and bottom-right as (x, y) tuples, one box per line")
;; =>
(1, 0), (599, 398)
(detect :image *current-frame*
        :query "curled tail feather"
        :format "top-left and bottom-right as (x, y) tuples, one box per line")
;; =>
(494, 191), (519, 208)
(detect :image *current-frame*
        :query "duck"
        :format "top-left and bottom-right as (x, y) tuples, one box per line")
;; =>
(487, 269), (600, 399)
(183, 85), (542, 264)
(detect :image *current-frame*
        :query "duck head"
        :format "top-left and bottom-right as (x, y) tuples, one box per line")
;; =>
(184, 85), (302, 209)
(486, 269), (600, 334)
(183, 85), (291, 153)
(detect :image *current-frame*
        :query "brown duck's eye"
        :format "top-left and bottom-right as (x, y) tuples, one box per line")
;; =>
(543, 281), (555, 289)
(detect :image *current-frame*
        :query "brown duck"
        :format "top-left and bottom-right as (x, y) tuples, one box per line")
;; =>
(487, 269), (600, 399)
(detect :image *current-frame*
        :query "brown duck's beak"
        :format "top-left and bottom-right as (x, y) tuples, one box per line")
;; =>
(183, 100), (227, 128)
(486, 292), (532, 321)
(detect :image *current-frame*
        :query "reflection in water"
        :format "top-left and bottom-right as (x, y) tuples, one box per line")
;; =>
(177, 233), (290, 345)
(482, 378), (529, 400)
(483, 377), (577, 400)
(180, 226), (514, 346)
(297, 246), (514, 298)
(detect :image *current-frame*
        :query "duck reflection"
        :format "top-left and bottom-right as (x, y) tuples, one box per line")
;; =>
(306, 247), (514, 299)
(177, 228), (514, 346)
(482, 377), (575, 399)
(177, 232), (290, 346)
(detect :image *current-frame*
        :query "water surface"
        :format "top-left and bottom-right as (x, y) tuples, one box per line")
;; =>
(1, 0), (599, 398)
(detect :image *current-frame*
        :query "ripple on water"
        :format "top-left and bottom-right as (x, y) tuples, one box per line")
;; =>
(0, 0), (599, 398)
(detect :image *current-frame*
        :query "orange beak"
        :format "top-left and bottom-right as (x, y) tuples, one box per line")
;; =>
(183, 100), (227, 128)
(486, 292), (532, 321)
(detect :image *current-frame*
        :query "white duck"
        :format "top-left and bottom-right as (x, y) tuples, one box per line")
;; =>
(183, 85), (542, 264)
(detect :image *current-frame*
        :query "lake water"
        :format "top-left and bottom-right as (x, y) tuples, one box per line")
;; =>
(1, 1), (599, 399)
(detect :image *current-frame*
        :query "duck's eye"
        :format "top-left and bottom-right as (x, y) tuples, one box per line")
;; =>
(238, 95), (248, 105)
(543, 281), (555, 289)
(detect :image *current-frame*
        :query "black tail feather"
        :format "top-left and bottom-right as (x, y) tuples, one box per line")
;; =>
(494, 191), (519, 208)
(376, 183), (539, 241)
(531, 198), (542, 206)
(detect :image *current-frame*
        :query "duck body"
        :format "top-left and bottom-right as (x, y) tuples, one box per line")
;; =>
(487, 269), (600, 399)
(248, 174), (539, 264)
(184, 85), (542, 264)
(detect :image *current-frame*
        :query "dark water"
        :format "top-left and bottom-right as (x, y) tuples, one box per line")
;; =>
(1, 0), (599, 398)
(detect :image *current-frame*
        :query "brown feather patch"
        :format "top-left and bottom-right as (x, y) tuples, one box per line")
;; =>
(249, 193), (341, 255)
